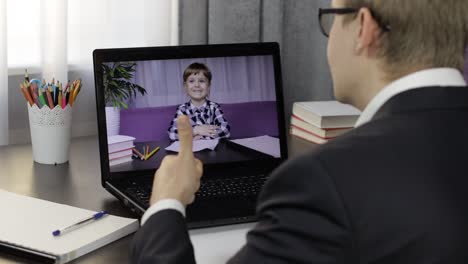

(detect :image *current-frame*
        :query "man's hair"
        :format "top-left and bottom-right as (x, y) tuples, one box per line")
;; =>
(183, 63), (212, 84)
(344, 0), (468, 80)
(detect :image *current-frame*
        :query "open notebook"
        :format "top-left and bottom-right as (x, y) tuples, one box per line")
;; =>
(0, 189), (139, 264)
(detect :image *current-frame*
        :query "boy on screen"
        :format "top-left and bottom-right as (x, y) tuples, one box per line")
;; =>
(167, 62), (231, 141)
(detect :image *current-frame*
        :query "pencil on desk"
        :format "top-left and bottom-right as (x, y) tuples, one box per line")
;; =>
(145, 147), (160, 160)
(132, 148), (145, 160)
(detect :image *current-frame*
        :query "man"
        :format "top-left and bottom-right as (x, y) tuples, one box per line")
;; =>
(132, 0), (468, 263)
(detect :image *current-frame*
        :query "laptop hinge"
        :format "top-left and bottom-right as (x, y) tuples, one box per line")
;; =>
(105, 181), (146, 214)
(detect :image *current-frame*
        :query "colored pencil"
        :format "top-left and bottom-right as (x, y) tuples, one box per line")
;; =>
(132, 148), (145, 160)
(145, 147), (160, 160)
(45, 89), (54, 109)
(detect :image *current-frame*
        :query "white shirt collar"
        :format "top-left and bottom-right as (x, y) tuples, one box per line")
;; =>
(355, 68), (467, 127)
(189, 100), (208, 110)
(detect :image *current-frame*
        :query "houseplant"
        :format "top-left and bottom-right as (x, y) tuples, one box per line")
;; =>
(102, 62), (146, 136)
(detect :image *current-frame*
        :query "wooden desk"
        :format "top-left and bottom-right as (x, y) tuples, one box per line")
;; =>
(0, 135), (317, 264)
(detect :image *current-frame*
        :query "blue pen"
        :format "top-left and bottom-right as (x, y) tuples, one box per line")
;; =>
(52, 211), (108, 237)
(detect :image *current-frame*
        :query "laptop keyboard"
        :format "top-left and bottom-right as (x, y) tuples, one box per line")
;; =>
(122, 174), (268, 208)
(197, 174), (267, 199)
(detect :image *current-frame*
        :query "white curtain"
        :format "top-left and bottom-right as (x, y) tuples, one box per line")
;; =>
(42, 0), (68, 83)
(1, 0), (178, 145)
(0, 0), (7, 146)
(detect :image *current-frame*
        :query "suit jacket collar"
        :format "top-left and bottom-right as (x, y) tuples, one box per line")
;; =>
(355, 68), (466, 127)
(372, 86), (468, 121)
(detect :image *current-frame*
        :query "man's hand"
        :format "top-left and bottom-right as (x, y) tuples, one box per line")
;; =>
(193, 125), (220, 137)
(150, 116), (203, 207)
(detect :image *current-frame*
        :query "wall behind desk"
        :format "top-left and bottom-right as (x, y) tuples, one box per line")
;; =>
(8, 67), (97, 144)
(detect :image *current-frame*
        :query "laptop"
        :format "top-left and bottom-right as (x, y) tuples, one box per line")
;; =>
(93, 42), (288, 228)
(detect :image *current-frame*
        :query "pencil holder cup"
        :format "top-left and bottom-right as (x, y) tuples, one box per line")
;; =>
(27, 104), (73, 165)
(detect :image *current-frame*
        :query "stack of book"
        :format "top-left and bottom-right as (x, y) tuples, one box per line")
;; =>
(108, 135), (136, 166)
(290, 101), (361, 144)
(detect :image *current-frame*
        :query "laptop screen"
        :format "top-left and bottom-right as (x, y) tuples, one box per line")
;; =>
(93, 43), (287, 178)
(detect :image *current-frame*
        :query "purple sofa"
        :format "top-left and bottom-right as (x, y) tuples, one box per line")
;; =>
(119, 101), (279, 142)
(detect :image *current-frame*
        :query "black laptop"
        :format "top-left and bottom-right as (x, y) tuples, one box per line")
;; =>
(93, 42), (288, 228)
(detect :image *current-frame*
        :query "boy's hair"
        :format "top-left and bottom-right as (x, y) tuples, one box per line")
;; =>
(343, 0), (468, 80)
(183, 63), (212, 84)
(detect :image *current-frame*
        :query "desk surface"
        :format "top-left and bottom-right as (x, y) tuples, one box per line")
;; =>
(111, 138), (273, 173)
(0, 135), (316, 264)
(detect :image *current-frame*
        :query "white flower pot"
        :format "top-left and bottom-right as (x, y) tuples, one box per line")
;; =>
(105, 106), (120, 136)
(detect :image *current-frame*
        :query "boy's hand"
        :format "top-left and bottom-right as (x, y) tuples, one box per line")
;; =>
(194, 125), (220, 137)
(150, 116), (203, 207)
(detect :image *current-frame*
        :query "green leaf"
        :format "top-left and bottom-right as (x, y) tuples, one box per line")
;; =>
(102, 61), (147, 109)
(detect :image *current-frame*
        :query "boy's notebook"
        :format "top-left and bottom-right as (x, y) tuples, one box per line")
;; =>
(0, 189), (139, 264)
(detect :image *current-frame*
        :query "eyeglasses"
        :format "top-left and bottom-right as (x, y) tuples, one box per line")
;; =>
(318, 7), (391, 38)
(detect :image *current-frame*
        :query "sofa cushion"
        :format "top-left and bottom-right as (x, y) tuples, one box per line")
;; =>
(222, 101), (278, 139)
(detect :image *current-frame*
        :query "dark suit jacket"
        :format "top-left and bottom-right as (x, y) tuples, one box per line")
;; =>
(131, 86), (468, 263)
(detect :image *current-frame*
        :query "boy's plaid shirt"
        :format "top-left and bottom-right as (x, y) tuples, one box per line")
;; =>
(168, 100), (231, 140)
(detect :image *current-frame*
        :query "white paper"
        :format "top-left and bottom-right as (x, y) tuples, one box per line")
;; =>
(165, 139), (220, 153)
(230, 135), (281, 158)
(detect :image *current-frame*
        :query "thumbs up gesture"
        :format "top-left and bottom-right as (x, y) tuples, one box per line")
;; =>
(150, 115), (203, 207)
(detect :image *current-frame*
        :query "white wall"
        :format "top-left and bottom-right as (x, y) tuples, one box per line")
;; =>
(0, 0), (7, 146)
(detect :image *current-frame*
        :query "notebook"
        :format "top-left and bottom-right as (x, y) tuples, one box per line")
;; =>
(0, 189), (139, 264)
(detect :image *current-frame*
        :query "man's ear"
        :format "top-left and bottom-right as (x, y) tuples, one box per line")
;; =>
(355, 7), (381, 56)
